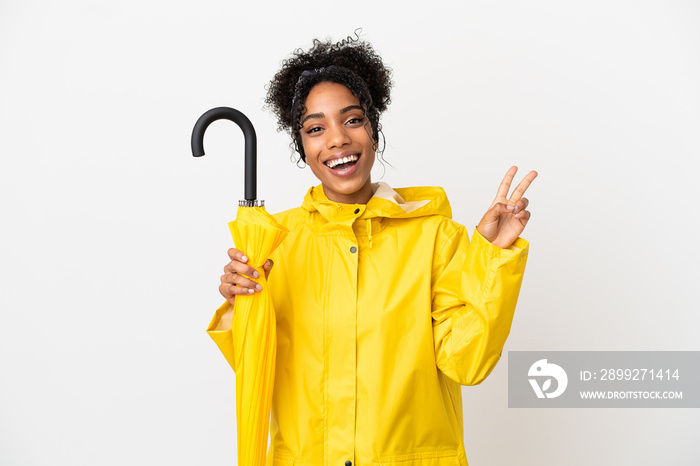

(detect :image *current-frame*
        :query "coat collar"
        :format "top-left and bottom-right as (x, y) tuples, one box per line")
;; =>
(300, 182), (452, 223)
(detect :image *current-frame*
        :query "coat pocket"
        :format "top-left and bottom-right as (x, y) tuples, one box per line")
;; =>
(378, 450), (463, 465)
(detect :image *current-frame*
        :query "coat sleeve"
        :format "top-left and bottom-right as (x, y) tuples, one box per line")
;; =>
(432, 225), (528, 385)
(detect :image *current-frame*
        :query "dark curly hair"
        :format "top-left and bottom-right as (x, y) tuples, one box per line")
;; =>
(265, 33), (393, 163)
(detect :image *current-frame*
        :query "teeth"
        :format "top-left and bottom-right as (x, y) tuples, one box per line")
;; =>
(326, 154), (358, 168)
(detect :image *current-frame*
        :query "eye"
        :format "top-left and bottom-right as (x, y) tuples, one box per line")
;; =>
(346, 116), (365, 126)
(305, 126), (322, 134)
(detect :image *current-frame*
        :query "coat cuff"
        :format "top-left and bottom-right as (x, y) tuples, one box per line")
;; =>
(206, 300), (232, 333)
(471, 227), (529, 258)
(206, 301), (237, 371)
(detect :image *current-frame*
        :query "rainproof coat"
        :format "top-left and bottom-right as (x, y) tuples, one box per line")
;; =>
(208, 182), (529, 466)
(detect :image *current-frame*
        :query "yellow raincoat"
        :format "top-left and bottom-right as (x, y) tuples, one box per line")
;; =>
(208, 182), (528, 466)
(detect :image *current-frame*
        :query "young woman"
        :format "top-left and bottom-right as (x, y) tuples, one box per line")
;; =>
(209, 36), (537, 466)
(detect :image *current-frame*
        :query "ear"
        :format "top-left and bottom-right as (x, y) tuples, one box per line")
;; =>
(371, 125), (381, 151)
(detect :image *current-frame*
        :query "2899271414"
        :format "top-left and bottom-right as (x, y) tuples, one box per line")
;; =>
(582, 368), (680, 381)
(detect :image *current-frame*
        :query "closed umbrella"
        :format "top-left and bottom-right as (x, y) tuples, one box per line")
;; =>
(192, 108), (288, 465)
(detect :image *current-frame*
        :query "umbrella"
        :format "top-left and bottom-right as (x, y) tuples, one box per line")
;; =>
(192, 107), (288, 465)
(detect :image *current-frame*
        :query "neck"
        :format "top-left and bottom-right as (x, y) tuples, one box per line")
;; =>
(322, 181), (374, 205)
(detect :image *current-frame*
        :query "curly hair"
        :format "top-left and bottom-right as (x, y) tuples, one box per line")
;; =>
(265, 34), (393, 162)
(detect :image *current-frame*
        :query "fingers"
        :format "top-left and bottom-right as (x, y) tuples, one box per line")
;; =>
(495, 166), (518, 200)
(482, 201), (514, 223)
(263, 259), (274, 280)
(219, 248), (269, 303)
(511, 197), (532, 222)
(514, 209), (531, 223)
(494, 167), (538, 204)
(220, 269), (261, 292)
(226, 248), (260, 279)
(219, 270), (261, 302)
(484, 201), (531, 223)
(219, 281), (255, 305)
(508, 170), (538, 203)
(512, 197), (529, 215)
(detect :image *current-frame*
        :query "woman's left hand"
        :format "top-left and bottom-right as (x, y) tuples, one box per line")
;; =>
(476, 166), (538, 249)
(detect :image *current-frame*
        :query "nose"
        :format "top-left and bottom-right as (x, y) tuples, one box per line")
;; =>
(326, 122), (351, 149)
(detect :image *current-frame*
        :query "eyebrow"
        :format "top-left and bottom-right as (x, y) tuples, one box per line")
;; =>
(301, 105), (365, 125)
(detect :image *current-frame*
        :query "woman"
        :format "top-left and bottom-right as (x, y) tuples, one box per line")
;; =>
(209, 36), (537, 465)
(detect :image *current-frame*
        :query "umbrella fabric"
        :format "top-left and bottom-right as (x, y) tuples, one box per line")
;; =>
(208, 205), (288, 465)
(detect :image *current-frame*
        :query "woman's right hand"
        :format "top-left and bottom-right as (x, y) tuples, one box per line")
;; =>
(219, 248), (274, 305)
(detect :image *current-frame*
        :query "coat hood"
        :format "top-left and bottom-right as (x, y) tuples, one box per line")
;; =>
(300, 182), (453, 222)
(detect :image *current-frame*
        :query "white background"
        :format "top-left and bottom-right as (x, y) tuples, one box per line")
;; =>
(1, 0), (698, 464)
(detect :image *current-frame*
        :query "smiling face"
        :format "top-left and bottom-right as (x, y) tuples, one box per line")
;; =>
(299, 81), (376, 204)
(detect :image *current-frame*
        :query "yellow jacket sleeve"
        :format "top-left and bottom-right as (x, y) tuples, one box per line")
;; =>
(432, 226), (529, 385)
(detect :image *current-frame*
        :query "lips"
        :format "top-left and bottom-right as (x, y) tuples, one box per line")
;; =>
(323, 152), (362, 178)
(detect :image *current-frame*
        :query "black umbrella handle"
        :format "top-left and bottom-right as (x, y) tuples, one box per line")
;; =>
(191, 107), (257, 202)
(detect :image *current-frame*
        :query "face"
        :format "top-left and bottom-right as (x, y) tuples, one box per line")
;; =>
(299, 81), (376, 204)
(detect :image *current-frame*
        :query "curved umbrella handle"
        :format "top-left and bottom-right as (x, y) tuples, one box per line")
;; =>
(191, 107), (257, 202)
